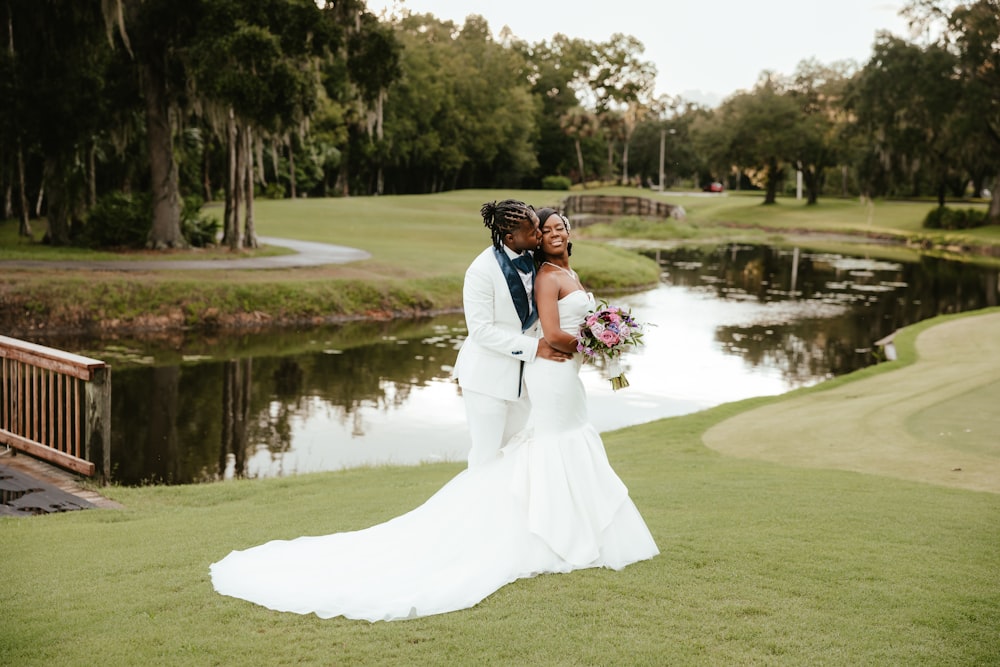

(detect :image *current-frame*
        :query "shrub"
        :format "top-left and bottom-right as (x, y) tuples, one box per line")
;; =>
(181, 195), (220, 247)
(263, 183), (286, 199)
(82, 191), (152, 248)
(923, 206), (989, 230)
(541, 175), (572, 191)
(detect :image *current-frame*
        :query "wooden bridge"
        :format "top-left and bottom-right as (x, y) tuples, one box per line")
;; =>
(560, 194), (681, 224)
(0, 336), (110, 480)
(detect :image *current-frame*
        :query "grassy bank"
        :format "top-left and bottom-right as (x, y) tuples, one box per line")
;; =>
(581, 187), (1000, 264)
(0, 188), (1000, 335)
(2, 189), (998, 336)
(2, 310), (998, 666)
(0, 190), (658, 335)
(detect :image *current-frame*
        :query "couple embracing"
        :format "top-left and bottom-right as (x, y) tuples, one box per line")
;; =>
(210, 199), (658, 622)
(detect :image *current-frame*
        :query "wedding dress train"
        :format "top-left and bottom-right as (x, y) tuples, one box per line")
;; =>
(209, 290), (658, 621)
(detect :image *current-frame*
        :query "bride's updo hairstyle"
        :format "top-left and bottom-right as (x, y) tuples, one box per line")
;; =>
(481, 199), (537, 251)
(532, 207), (573, 260)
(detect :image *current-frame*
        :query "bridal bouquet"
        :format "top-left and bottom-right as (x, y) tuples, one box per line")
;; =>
(576, 301), (646, 390)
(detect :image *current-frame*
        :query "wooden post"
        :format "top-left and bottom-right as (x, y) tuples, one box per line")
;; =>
(85, 367), (111, 483)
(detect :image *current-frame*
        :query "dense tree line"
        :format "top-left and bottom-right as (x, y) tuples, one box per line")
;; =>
(1, 0), (996, 250)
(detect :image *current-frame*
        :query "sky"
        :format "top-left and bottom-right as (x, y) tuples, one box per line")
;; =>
(366, 0), (913, 107)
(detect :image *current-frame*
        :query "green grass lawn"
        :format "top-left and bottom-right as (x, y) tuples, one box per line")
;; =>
(4, 188), (999, 334)
(2, 310), (998, 666)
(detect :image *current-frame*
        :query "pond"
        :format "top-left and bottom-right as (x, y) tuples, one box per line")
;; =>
(44, 244), (1000, 485)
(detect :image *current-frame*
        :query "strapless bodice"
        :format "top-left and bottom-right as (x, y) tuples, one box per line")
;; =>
(557, 290), (595, 336)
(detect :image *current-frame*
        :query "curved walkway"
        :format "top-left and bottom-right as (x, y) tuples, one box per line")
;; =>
(703, 309), (1000, 493)
(0, 236), (370, 271)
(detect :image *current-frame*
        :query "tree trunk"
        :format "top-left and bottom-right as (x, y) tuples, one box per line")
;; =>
(202, 143), (212, 202)
(141, 63), (186, 249)
(41, 156), (71, 245)
(288, 140), (297, 199)
(375, 89), (385, 196)
(16, 144), (32, 237)
(223, 110), (237, 246)
(621, 142), (630, 186)
(34, 182), (44, 217)
(804, 167), (819, 205)
(87, 142), (96, 208)
(226, 117), (244, 250)
(242, 125), (257, 248)
(574, 139), (587, 190)
(989, 174), (1000, 223)
(763, 158), (779, 205)
(606, 141), (614, 183)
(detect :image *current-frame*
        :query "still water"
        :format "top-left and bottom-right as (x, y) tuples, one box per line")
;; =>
(63, 244), (998, 485)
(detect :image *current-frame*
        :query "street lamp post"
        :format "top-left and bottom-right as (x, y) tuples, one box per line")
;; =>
(658, 129), (665, 191)
(658, 127), (676, 192)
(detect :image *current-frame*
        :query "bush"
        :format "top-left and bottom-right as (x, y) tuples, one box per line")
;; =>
(82, 192), (152, 248)
(923, 206), (989, 230)
(541, 175), (572, 191)
(262, 183), (286, 199)
(181, 195), (220, 247)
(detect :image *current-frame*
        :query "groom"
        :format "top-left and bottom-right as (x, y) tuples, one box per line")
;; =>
(453, 199), (571, 469)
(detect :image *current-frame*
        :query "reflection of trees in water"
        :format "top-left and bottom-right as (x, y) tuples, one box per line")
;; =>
(220, 358), (252, 480)
(110, 320), (466, 485)
(653, 245), (1000, 380)
(239, 341), (453, 471)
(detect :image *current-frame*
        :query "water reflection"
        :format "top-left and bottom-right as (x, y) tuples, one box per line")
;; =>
(652, 245), (999, 382)
(45, 245), (998, 485)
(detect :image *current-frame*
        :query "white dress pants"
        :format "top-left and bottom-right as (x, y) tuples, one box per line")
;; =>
(462, 387), (531, 469)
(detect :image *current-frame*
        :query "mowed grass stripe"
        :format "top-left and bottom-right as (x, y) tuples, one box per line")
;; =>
(703, 308), (1000, 493)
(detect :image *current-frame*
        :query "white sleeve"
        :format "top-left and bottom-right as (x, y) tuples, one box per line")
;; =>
(463, 264), (539, 363)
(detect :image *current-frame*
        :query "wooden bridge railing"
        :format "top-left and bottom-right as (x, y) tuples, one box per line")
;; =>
(0, 336), (110, 479)
(561, 194), (679, 220)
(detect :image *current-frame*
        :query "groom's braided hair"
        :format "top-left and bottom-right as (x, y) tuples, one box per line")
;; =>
(480, 199), (536, 251)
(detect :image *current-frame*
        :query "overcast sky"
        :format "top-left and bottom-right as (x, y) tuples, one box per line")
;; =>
(366, 0), (913, 106)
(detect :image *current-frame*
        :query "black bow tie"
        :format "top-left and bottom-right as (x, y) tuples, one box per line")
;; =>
(511, 254), (534, 273)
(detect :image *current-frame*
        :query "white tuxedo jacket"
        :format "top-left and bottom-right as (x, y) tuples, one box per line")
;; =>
(453, 247), (540, 401)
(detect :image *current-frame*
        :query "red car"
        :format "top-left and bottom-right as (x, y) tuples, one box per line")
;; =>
(703, 182), (724, 193)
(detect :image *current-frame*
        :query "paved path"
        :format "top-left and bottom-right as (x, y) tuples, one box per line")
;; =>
(2, 236), (370, 271)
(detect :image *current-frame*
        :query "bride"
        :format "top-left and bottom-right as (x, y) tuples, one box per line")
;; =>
(209, 208), (659, 622)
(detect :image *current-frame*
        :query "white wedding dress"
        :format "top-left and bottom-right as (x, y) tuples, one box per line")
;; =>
(209, 290), (658, 621)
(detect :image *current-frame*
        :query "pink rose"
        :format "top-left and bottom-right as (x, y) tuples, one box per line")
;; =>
(599, 330), (620, 346)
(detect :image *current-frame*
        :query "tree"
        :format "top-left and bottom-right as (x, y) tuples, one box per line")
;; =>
(847, 35), (964, 205)
(190, 1), (329, 248)
(945, 0), (1000, 219)
(706, 75), (803, 204)
(516, 33), (591, 184)
(785, 59), (854, 204)
(381, 13), (536, 193)
(629, 98), (707, 190)
(5, 1), (114, 245)
(901, 0), (1000, 217)
(587, 34), (657, 186)
(102, 0), (203, 249)
(559, 106), (600, 188)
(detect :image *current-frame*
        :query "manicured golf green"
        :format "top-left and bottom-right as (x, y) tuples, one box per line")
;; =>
(704, 310), (1000, 493)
